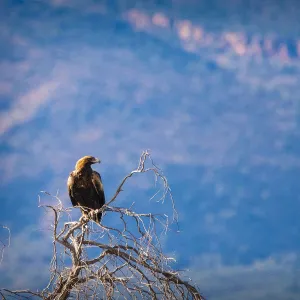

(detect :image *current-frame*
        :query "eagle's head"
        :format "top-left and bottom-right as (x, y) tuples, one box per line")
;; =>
(75, 155), (101, 170)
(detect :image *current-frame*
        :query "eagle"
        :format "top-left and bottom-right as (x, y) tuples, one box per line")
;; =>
(67, 156), (105, 223)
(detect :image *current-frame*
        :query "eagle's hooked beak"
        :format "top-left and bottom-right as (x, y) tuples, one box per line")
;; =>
(93, 157), (101, 164)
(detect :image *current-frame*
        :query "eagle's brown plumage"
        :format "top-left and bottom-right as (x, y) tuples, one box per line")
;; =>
(67, 156), (105, 223)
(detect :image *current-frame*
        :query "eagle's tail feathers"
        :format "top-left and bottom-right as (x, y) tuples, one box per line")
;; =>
(96, 212), (102, 223)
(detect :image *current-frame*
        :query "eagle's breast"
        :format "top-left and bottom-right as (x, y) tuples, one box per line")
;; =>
(74, 171), (93, 189)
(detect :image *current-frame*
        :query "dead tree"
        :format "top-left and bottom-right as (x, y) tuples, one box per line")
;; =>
(1, 151), (204, 300)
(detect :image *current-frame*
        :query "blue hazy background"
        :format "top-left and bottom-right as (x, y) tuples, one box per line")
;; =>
(1, 0), (300, 299)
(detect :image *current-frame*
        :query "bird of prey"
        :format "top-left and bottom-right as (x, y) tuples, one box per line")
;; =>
(67, 156), (105, 223)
